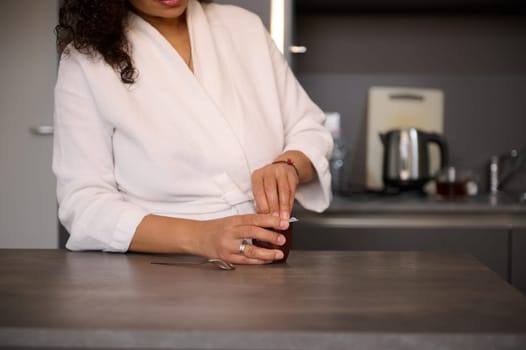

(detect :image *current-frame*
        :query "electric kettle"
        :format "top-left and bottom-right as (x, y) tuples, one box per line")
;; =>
(379, 128), (448, 191)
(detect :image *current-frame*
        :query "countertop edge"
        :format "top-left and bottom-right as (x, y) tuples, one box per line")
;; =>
(293, 194), (526, 228)
(307, 194), (526, 215)
(296, 212), (526, 229)
(1, 328), (525, 350)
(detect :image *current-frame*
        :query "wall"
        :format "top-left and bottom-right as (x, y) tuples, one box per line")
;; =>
(294, 14), (526, 194)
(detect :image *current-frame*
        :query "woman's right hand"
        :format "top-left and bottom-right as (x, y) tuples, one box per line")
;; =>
(194, 214), (287, 265)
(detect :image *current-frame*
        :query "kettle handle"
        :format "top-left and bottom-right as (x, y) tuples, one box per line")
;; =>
(378, 132), (387, 146)
(425, 133), (449, 169)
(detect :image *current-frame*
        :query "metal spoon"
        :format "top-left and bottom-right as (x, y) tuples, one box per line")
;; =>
(151, 258), (235, 270)
(207, 258), (235, 270)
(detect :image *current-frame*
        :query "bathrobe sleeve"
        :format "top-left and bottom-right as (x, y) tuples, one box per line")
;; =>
(264, 31), (333, 212)
(53, 52), (149, 252)
(202, 2), (333, 212)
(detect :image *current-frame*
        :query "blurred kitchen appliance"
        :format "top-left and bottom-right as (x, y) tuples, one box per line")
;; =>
(489, 145), (526, 197)
(366, 87), (444, 190)
(380, 128), (448, 191)
(435, 166), (471, 199)
(325, 112), (347, 193)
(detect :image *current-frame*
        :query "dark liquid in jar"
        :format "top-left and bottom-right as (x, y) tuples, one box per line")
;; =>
(253, 224), (293, 263)
(436, 181), (467, 198)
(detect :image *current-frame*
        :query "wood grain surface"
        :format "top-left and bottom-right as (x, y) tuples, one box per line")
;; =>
(0, 249), (525, 349)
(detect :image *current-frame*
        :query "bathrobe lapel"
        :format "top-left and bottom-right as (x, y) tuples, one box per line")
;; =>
(188, 1), (244, 137)
(187, 2), (256, 209)
(127, 1), (254, 211)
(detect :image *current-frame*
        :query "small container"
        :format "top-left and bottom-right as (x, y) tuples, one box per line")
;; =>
(489, 156), (499, 195)
(325, 112), (347, 193)
(253, 217), (297, 263)
(435, 167), (471, 199)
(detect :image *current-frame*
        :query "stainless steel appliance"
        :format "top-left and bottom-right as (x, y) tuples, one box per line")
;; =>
(379, 128), (448, 191)
(366, 87), (444, 190)
(489, 146), (526, 199)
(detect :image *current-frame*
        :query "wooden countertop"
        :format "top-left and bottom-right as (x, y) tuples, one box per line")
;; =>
(1, 249), (525, 349)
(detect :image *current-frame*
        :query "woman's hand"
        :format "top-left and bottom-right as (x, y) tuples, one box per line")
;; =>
(130, 151), (315, 264)
(251, 161), (299, 224)
(195, 214), (287, 264)
(251, 150), (314, 223)
(130, 213), (287, 265)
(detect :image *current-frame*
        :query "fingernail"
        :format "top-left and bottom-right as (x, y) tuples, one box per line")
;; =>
(276, 251), (284, 260)
(272, 212), (279, 217)
(279, 220), (289, 229)
(280, 210), (289, 221)
(277, 234), (286, 245)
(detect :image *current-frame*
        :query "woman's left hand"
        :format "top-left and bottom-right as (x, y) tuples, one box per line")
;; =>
(251, 161), (298, 224)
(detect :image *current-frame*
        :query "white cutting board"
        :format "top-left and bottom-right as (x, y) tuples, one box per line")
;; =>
(366, 86), (444, 190)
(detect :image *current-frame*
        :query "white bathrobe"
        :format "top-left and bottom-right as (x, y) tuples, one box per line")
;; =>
(53, 0), (333, 252)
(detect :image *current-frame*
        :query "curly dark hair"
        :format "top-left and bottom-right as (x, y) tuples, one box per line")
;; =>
(56, 0), (209, 84)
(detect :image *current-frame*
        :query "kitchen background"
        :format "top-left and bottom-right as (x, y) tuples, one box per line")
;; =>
(284, 0), (526, 294)
(295, 1), (526, 194)
(218, 0), (526, 195)
(1, 0), (525, 290)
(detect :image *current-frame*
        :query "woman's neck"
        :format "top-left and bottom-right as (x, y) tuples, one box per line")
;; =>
(134, 10), (193, 71)
(138, 11), (189, 41)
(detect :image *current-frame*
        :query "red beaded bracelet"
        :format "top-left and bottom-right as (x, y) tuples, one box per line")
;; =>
(272, 158), (299, 177)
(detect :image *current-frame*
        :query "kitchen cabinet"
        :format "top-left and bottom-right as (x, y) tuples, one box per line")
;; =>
(512, 228), (526, 294)
(0, 1), (59, 248)
(294, 223), (509, 282)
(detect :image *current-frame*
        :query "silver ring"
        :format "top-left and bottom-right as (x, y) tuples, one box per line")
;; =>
(239, 243), (246, 254)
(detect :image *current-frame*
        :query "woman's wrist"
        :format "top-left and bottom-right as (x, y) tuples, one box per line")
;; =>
(271, 158), (299, 177)
(272, 151), (315, 183)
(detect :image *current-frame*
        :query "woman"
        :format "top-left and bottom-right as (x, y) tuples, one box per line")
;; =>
(53, 0), (332, 264)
